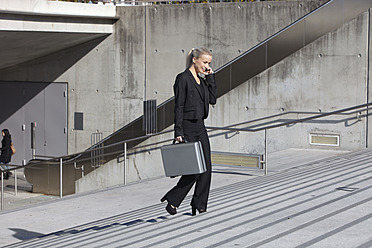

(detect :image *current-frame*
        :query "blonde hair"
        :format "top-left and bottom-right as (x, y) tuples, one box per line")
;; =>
(186, 47), (212, 69)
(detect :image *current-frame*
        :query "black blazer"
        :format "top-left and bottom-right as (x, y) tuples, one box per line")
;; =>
(0, 136), (12, 163)
(174, 69), (217, 137)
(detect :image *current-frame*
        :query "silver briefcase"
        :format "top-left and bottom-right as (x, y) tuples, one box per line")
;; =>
(161, 141), (206, 177)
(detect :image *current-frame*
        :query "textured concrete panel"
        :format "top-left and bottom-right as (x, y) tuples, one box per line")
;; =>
(211, 12), (369, 154)
(145, 1), (325, 105)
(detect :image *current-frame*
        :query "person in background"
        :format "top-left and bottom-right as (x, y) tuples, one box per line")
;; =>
(0, 129), (13, 180)
(161, 47), (217, 216)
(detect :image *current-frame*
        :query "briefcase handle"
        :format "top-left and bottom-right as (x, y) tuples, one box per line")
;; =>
(172, 138), (187, 144)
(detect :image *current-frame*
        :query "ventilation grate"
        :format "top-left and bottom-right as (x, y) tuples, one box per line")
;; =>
(211, 152), (262, 168)
(309, 133), (340, 147)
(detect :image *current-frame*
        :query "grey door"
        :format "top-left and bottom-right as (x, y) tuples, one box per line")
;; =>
(0, 82), (67, 166)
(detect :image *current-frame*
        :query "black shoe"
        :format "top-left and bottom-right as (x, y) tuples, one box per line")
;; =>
(4, 172), (9, 180)
(191, 205), (206, 216)
(166, 203), (177, 215)
(192, 206), (197, 216)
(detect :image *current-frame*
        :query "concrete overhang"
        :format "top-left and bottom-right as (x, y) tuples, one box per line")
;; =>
(0, 0), (118, 70)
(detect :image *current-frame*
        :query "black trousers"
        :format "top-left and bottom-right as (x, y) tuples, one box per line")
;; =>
(162, 120), (212, 211)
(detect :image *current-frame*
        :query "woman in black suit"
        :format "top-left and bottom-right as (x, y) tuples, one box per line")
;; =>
(0, 129), (13, 180)
(161, 47), (217, 216)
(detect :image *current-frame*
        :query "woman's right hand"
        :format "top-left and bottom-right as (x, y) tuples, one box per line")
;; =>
(202, 67), (213, 75)
(176, 136), (184, 142)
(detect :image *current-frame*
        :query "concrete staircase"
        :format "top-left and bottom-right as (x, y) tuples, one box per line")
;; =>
(2, 148), (371, 247)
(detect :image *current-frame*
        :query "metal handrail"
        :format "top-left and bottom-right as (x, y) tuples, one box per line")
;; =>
(122, 103), (372, 173)
(107, 103), (372, 153)
(206, 103), (372, 132)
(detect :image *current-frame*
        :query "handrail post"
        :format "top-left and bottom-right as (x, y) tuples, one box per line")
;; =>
(264, 128), (268, 175)
(31, 122), (36, 159)
(14, 169), (17, 196)
(59, 158), (63, 198)
(124, 142), (127, 185)
(1, 171), (3, 211)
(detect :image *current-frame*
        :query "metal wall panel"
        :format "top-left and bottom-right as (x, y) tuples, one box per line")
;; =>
(231, 45), (267, 89)
(24, 89), (46, 157)
(0, 105), (24, 166)
(343, 0), (372, 23)
(0, 82), (67, 166)
(215, 65), (231, 98)
(45, 83), (68, 157)
(157, 98), (174, 131)
(267, 20), (305, 68)
(74, 112), (84, 131)
(143, 99), (157, 134)
(304, 0), (344, 45)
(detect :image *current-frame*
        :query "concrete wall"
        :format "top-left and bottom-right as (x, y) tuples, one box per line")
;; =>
(76, 1), (329, 192)
(144, 1), (325, 104)
(0, 1), (324, 152)
(119, 6), (372, 190)
(113, 10), (371, 193)
(4, 1), (357, 193)
(207, 11), (370, 155)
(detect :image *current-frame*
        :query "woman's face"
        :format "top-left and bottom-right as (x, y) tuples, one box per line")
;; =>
(193, 54), (212, 74)
(2, 132), (4, 137)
